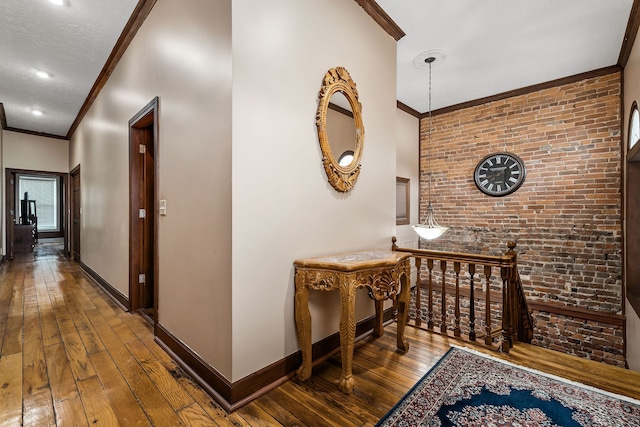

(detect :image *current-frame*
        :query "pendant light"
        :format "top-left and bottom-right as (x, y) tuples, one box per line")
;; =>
(412, 54), (448, 241)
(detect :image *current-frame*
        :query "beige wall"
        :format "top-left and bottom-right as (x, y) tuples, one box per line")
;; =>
(0, 130), (3, 256)
(231, 0), (397, 380)
(69, 0), (397, 383)
(2, 130), (69, 257)
(70, 0), (233, 377)
(624, 33), (640, 370)
(3, 131), (69, 172)
(394, 109), (420, 286)
(395, 109), (419, 250)
(627, 300), (640, 370)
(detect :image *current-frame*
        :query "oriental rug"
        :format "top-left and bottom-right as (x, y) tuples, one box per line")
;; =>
(376, 346), (640, 427)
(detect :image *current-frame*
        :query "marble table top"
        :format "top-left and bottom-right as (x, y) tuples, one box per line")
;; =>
(294, 249), (410, 272)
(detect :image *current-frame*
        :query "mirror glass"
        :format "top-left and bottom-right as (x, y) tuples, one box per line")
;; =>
(327, 92), (357, 168)
(316, 67), (364, 193)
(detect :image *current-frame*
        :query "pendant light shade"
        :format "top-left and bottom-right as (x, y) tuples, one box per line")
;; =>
(412, 204), (448, 240)
(412, 53), (448, 241)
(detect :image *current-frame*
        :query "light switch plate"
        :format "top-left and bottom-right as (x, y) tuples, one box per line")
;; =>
(159, 199), (167, 216)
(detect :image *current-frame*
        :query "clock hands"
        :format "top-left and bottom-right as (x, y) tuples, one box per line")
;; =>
(475, 153), (526, 196)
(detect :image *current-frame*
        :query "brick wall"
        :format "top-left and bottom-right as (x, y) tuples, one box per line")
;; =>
(415, 72), (624, 365)
(530, 310), (624, 366)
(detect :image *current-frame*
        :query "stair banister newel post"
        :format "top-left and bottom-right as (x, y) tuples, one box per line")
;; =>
(440, 260), (447, 333)
(427, 259), (434, 330)
(504, 241), (519, 345)
(500, 264), (512, 353)
(453, 261), (461, 337)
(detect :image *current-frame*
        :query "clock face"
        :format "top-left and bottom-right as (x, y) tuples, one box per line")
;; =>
(474, 152), (526, 197)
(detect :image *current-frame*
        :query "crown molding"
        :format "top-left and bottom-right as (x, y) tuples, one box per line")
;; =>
(3, 127), (68, 140)
(425, 65), (622, 118)
(619, 0), (640, 67)
(396, 101), (421, 118)
(0, 103), (6, 129)
(66, 0), (157, 139)
(353, 0), (405, 41)
(0, 104), (68, 140)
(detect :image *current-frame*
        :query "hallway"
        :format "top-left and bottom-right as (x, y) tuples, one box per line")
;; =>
(0, 244), (252, 426)
(2, 244), (640, 426)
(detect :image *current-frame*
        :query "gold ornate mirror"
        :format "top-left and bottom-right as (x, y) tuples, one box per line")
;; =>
(316, 67), (364, 192)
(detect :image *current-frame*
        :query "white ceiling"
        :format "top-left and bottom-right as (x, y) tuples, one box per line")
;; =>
(0, 0), (635, 137)
(0, 0), (137, 137)
(377, 0), (634, 114)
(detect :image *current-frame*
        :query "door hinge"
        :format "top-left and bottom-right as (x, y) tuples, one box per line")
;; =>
(138, 274), (146, 284)
(139, 209), (146, 219)
(139, 144), (146, 154)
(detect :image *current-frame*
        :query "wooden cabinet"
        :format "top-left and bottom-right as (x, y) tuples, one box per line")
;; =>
(14, 224), (35, 253)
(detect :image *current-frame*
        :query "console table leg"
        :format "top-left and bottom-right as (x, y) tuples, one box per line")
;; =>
(338, 279), (357, 394)
(373, 299), (384, 337)
(396, 272), (410, 352)
(294, 284), (312, 381)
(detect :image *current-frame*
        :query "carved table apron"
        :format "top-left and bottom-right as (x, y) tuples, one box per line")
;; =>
(294, 250), (411, 394)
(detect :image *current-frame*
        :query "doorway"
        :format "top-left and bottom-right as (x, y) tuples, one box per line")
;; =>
(70, 165), (81, 260)
(129, 97), (159, 324)
(4, 169), (68, 260)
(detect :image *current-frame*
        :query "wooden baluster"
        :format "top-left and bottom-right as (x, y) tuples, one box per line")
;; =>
(505, 242), (519, 344)
(501, 265), (511, 352)
(440, 260), (447, 334)
(469, 263), (476, 341)
(484, 265), (492, 346)
(454, 261), (461, 337)
(511, 271), (518, 344)
(427, 259), (434, 330)
(414, 257), (422, 327)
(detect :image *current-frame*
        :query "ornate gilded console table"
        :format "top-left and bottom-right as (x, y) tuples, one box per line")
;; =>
(294, 250), (411, 394)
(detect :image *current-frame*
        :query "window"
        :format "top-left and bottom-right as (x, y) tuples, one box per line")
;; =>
(627, 101), (640, 315)
(338, 150), (354, 167)
(396, 177), (410, 225)
(629, 102), (640, 149)
(18, 175), (59, 231)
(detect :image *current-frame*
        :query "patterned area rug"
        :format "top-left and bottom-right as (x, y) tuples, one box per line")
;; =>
(377, 346), (640, 427)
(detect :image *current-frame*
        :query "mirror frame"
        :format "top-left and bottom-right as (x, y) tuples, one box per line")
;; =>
(316, 67), (364, 192)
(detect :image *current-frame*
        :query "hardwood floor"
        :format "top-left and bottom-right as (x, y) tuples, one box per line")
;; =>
(1, 243), (639, 426)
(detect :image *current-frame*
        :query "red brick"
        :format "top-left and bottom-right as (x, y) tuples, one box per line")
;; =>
(414, 72), (623, 366)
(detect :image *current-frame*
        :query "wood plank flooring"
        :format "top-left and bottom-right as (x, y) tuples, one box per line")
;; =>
(1, 242), (639, 426)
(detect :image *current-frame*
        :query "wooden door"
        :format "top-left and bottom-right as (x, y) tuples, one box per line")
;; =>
(135, 129), (155, 311)
(129, 98), (158, 322)
(5, 170), (15, 260)
(71, 166), (81, 260)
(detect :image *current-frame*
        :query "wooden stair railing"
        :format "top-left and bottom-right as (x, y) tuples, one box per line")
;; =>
(391, 237), (533, 353)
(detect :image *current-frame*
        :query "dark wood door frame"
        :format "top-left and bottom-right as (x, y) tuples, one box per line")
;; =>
(5, 169), (15, 260)
(70, 165), (81, 260)
(4, 168), (69, 260)
(129, 97), (159, 326)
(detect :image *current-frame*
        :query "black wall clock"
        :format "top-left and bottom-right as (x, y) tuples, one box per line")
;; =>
(474, 152), (526, 197)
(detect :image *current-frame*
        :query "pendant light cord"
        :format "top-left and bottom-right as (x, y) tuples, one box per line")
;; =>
(427, 58), (433, 208)
(412, 52), (448, 240)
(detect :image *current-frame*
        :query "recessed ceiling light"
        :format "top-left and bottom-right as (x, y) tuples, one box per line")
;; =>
(35, 70), (51, 79)
(32, 109), (44, 116)
(49, 0), (64, 5)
